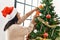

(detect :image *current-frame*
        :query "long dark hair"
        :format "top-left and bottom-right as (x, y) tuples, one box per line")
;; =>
(4, 14), (18, 31)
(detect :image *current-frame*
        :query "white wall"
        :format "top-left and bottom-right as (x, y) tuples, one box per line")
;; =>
(0, 0), (14, 40)
(0, 0), (14, 11)
(53, 0), (60, 17)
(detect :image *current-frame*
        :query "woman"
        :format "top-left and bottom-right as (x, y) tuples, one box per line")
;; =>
(2, 7), (38, 31)
(1, 6), (39, 40)
(8, 14), (37, 40)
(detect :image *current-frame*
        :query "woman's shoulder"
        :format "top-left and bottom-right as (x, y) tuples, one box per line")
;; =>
(8, 24), (25, 31)
(10, 24), (20, 27)
(8, 24), (20, 30)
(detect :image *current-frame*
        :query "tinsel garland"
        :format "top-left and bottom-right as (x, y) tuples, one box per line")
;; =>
(37, 17), (59, 28)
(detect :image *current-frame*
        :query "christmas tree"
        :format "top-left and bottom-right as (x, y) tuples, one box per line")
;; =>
(28, 0), (60, 40)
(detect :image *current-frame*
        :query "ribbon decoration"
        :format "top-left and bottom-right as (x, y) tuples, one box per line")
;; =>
(37, 17), (59, 28)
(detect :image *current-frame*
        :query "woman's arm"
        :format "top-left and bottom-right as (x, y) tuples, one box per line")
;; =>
(24, 14), (37, 35)
(27, 14), (37, 33)
(16, 7), (38, 24)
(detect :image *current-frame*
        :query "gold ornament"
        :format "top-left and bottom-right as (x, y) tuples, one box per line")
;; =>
(39, 5), (44, 9)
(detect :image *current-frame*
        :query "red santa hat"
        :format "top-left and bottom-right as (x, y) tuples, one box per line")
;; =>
(1, 6), (17, 21)
(1, 6), (17, 29)
(2, 7), (14, 17)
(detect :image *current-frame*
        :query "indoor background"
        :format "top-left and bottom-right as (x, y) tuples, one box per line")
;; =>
(0, 0), (60, 40)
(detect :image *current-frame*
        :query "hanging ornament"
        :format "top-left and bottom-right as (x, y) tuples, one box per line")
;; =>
(36, 10), (40, 16)
(43, 32), (48, 38)
(54, 18), (57, 21)
(33, 29), (38, 33)
(39, 5), (44, 9)
(46, 14), (51, 19)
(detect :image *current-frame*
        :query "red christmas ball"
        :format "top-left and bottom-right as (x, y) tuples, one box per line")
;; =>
(43, 33), (48, 38)
(46, 14), (51, 19)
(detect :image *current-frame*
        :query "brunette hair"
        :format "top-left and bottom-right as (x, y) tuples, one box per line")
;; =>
(4, 14), (18, 31)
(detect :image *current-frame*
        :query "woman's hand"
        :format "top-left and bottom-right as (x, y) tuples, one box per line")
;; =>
(31, 14), (37, 25)
(16, 7), (39, 24)
(33, 7), (39, 11)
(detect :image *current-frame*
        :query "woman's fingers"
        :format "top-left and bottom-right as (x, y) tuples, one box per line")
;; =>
(32, 14), (37, 25)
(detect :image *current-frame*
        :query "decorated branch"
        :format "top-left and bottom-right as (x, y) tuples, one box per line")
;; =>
(37, 17), (59, 28)
(28, 0), (60, 40)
